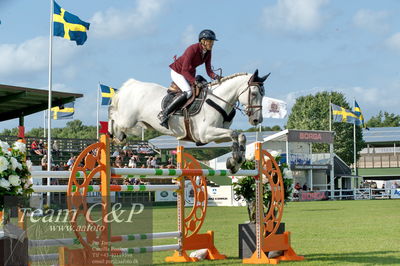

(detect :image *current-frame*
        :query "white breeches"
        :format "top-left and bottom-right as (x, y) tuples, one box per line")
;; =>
(170, 69), (192, 98)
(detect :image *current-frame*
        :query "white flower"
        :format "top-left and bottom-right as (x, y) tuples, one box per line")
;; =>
(0, 178), (11, 190)
(13, 142), (26, 153)
(0, 156), (9, 173)
(26, 159), (33, 171)
(0, 141), (10, 153)
(270, 150), (281, 158)
(10, 157), (22, 171)
(16, 187), (23, 195)
(283, 168), (293, 179)
(9, 175), (21, 186)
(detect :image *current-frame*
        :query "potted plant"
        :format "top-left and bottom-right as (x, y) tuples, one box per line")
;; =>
(233, 150), (293, 259)
(0, 139), (33, 265)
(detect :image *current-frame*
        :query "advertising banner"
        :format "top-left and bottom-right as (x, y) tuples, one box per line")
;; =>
(300, 191), (329, 201)
(391, 189), (400, 199)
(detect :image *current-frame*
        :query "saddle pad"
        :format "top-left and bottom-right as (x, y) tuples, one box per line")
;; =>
(161, 90), (206, 117)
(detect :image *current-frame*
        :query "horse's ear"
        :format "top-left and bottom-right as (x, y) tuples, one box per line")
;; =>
(259, 72), (271, 83)
(253, 69), (259, 79)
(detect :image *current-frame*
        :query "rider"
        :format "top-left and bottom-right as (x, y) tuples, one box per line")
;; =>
(159, 29), (220, 129)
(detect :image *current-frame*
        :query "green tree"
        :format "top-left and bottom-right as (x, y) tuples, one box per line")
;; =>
(286, 91), (365, 166)
(0, 128), (18, 136)
(367, 111), (400, 127)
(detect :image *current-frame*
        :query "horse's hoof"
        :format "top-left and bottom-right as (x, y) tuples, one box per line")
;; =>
(239, 133), (246, 144)
(226, 157), (235, 171)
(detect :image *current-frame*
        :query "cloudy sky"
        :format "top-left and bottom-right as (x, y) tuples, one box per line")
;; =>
(0, 0), (399, 133)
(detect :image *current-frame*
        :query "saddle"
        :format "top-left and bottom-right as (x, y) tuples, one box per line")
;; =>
(161, 75), (208, 117)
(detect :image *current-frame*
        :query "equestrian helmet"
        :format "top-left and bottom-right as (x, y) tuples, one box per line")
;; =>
(199, 29), (218, 41)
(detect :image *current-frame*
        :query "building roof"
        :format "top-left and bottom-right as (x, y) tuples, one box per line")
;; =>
(0, 84), (83, 122)
(148, 131), (278, 150)
(362, 127), (400, 146)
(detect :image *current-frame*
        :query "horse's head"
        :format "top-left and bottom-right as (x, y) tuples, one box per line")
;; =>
(238, 69), (270, 126)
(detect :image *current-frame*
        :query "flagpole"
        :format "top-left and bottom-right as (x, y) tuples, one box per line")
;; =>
(353, 99), (357, 175)
(97, 83), (100, 139)
(47, 0), (54, 172)
(329, 96), (332, 131)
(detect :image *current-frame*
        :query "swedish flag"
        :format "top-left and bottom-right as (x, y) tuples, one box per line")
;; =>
(51, 102), (75, 120)
(100, 84), (117, 105)
(331, 103), (362, 126)
(53, 1), (90, 45)
(353, 101), (367, 128)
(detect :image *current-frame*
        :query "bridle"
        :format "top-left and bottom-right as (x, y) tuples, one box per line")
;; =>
(239, 78), (264, 116)
(207, 74), (264, 117)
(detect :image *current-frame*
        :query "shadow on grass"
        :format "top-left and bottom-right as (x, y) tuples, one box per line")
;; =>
(306, 250), (400, 264)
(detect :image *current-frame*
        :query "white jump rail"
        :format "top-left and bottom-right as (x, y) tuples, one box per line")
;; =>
(29, 231), (181, 247)
(32, 184), (180, 193)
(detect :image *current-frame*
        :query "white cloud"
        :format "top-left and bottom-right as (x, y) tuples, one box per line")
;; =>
(181, 25), (196, 47)
(90, 0), (166, 39)
(353, 9), (389, 33)
(0, 37), (80, 77)
(261, 0), (329, 32)
(385, 32), (400, 52)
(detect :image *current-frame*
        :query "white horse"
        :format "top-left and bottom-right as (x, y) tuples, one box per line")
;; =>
(109, 69), (269, 173)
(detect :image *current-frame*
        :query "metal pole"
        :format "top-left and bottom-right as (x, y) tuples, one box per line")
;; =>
(330, 143), (334, 199)
(353, 123), (357, 175)
(96, 83), (100, 139)
(47, 0), (54, 206)
(286, 137), (290, 170)
(329, 97), (332, 131)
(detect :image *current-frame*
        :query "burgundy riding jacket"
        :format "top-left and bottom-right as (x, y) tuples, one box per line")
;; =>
(169, 43), (216, 84)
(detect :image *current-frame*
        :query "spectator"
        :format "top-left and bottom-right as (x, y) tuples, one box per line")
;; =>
(41, 155), (47, 170)
(111, 149), (120, 158)
(128, 155), (137, 168)
(114, 156), (123, 168)
(67, 155), (76, 170)
(52, 140), (60, 156)
(38, 139), (46, 154)
(146, 157), (152, 168)
(302, 183), (308, 191)
(31, 140), (42, 155)
(150, 156), (158, 168)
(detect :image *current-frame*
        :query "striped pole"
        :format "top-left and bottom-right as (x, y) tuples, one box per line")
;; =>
(29, 231), (180, 247)
(112, 168), (258, 177)
(31, 168), (258, 179)
(32, 184), (180, 193)
(110, 244), (180, 255)
(29, 253), (59, 262)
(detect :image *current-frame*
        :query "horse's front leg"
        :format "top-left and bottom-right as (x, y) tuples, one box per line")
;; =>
(199, 128), (246, 173)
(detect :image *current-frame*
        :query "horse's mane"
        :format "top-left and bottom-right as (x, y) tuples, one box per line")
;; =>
(209, 72), (248, 87)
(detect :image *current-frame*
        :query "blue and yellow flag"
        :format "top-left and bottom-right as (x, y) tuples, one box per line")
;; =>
(100, 84), (117, 105)
(353, 100), (367, 128)
(53, 1), (90, 45)
(331, 103), (362, 126)
(51, 102), (75, 120)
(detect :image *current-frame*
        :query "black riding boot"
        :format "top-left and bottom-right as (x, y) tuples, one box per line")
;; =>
(159, 92), (188, 129)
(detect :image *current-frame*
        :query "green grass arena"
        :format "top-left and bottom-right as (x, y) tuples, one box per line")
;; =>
(27, 200), (400, 265)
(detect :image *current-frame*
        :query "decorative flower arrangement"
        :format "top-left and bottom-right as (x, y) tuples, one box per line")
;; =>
(0, 140), (33, 212)
(233, 150), (293, 223)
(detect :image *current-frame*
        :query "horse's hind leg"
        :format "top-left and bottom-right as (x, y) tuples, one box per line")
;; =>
(226, 132), (246, 173)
